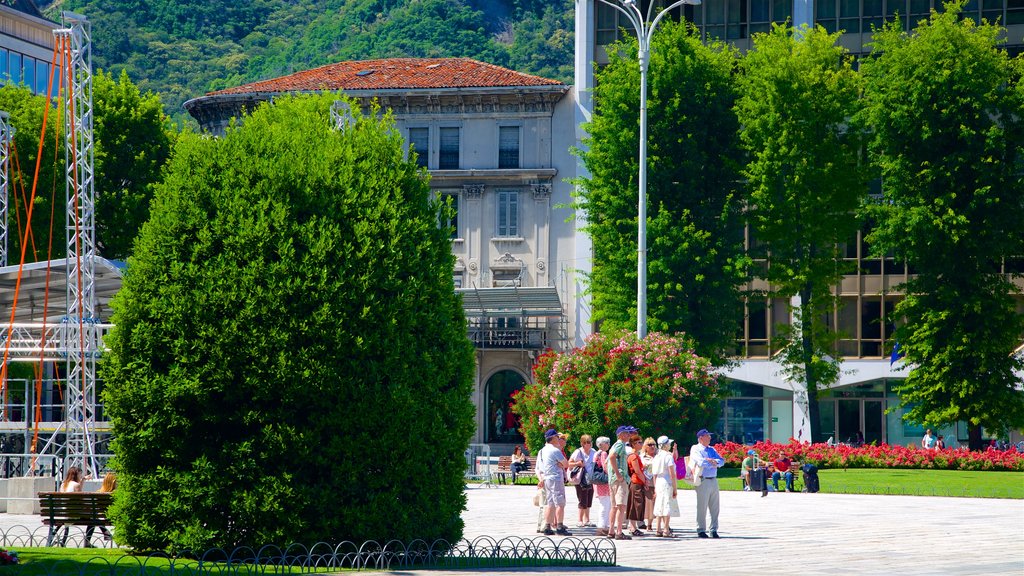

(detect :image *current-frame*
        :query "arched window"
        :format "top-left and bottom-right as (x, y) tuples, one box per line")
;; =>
(485, 369), (527, 443)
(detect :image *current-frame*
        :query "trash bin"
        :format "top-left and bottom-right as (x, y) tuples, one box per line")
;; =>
(802, 463), (820, 493)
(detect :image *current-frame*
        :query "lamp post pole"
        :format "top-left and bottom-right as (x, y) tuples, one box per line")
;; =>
(595, 0), (701, 339)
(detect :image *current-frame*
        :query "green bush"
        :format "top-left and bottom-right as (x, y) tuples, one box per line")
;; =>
(101, 94), (476, 551)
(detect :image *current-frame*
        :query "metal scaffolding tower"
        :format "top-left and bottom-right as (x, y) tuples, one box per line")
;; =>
(55, 12), (99, 476)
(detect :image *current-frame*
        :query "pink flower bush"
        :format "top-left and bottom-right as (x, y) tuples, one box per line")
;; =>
(715, 440), (1024, 471)
(512, 330), (722, 453)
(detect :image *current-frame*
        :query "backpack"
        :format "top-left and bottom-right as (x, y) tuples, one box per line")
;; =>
(591, 456), (609, 485)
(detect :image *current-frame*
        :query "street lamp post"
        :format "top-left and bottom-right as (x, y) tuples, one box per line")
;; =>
(595, 0), (701, 339)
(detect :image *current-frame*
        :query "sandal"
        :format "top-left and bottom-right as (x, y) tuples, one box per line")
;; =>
(615, 533), (632, 540)
(631, 529), (644, 537)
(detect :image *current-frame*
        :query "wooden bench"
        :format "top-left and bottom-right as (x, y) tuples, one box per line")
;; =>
(495, 456), (537, 485)
(38, 491), (113, 547)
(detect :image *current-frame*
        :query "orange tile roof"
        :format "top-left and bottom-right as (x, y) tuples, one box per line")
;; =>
(209, 58), (564, 96)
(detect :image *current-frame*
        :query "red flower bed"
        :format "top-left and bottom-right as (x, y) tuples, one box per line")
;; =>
(715, 440), (1024, 471)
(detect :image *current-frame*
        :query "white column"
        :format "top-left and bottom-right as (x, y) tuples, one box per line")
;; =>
(572, 0), (596, 345)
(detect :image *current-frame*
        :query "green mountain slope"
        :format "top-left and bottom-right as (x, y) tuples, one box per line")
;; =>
(42, 0), (573, 125)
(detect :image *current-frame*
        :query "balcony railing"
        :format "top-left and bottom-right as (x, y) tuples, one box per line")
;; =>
(468, 326), (549, 350)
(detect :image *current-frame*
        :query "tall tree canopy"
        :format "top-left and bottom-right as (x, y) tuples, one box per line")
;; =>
(859, 3), (1024, 449)
(0, 71), (172, 264)
(101, 94), (476, 550)
(576, 21), (747, 364)
(735, 24), (865, 441)
(94, 69), (176, 259)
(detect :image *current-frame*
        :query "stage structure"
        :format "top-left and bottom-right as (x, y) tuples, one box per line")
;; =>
(0, 12), (107, 478)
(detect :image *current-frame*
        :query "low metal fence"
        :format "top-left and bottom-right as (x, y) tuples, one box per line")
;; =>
(0, 531), (616, 573)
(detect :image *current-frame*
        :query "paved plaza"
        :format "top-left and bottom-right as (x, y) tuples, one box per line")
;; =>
(435, 483), (1024, 576)
(0, 482), (1020, 575)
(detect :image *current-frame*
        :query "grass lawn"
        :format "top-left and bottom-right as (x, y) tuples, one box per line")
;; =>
(677, 467), (1024, 498)
(6, 547), (342, 575)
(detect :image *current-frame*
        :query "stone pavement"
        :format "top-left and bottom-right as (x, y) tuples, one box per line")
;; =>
(0, 484), (1020, 575)
(416, 483), (1024, 576)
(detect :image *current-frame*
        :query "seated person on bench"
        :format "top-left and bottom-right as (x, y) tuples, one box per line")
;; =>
(772, 454), (795, 492)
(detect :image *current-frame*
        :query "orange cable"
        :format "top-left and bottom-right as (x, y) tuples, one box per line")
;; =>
(31, 57), (64, 459)
(0, 38), (61, 421)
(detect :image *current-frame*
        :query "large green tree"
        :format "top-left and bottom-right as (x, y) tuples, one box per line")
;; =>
(101, 94), (476, 550)
(735, 24), (865, 442)
(94, 70), (176, 259)
(859, 4), (1024, 449)
(576, 21), (747, 364)
(0, 84), (62, 265)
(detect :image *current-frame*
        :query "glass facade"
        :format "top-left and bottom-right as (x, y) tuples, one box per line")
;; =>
(0, 46), (60, 97)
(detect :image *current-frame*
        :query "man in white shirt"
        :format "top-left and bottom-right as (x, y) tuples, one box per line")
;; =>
(690, 428), (726, 538)
(538, 428), (571, 536)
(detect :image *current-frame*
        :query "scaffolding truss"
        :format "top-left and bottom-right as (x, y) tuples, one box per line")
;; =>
(55, 12), (99, 477)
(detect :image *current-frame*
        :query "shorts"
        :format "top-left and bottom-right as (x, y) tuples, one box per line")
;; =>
(610, 479), (629, 507)
(544, 476), (567, 507)
(576, 483), (594, 508)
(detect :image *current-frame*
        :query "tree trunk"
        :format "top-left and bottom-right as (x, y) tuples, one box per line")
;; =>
(968, 423), (985, 451)
(800, 283), (821, 443)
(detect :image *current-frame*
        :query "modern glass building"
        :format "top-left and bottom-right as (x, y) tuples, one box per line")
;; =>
(0, 1), (59, 97)
(575, 0), (1024, 447)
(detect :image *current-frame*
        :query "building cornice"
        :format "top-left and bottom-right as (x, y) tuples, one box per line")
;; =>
(184, 85), (569, 132)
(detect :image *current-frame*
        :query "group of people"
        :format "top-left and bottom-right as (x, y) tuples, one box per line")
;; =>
(532, 426), (726, 540)
(921, 429), (947, 450)
(740, 450), (797, 495)
(60, 466), (116, 546)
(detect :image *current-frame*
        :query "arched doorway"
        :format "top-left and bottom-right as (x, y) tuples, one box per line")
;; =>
(485, 369), (527, 444)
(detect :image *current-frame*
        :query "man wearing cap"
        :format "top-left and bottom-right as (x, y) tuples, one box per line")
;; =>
(605, 425), (635, 540)
(538, 428), (572, 536)
(741, 449), (757, 491)
(690, 429), (726, 538)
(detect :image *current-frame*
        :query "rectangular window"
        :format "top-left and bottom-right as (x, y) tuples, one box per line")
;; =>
(441, 192), (459, 239)
(35, 61), (48, 95)
(597, 2), (618, 45)
(0, 49), (7, 81)
(50, 65), (61, 98)
(496, 189), (519, 237)
(498, 126), (519, 169)
(9, 52), (21, 85)
(408, 127), (429, 168)
(453, 273), (464, 289)
(22, 57), (34, 94)
(439, 127), (459, 169)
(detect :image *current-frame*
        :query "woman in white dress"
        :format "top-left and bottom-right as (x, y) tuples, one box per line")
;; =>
(650, 436), (678, 537)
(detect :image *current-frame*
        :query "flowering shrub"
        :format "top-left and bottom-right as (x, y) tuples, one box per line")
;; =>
(511, 330), (723, 453)
(0, 549), (18, 565)
(715, 440), (1024, 471)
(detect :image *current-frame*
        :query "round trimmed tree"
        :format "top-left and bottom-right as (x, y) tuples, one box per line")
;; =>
(101, 94), (475, 551)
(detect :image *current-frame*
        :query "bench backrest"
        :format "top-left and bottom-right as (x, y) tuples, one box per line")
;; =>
(497, 455), (538, 470)
(38, 492), (113, 522)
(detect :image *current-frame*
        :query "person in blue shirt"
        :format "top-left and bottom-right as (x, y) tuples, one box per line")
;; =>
(689, 429), (726, 538)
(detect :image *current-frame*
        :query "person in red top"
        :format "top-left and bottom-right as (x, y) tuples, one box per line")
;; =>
(772, 454), (795, 492)
(625, 435), (648, 536)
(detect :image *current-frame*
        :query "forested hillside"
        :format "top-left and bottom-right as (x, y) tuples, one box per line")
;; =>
(41, 0), (574, 126)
